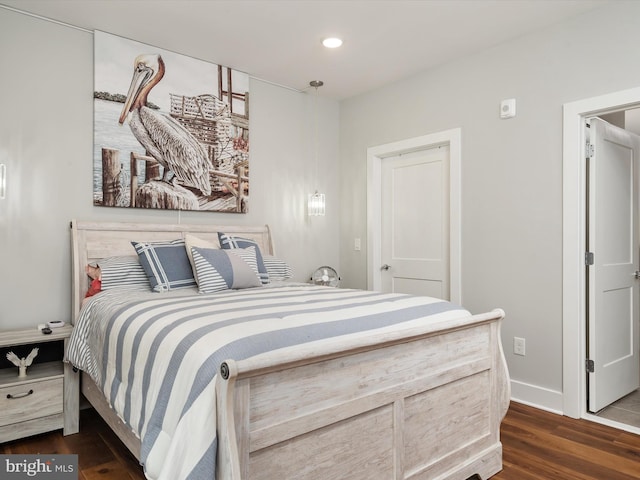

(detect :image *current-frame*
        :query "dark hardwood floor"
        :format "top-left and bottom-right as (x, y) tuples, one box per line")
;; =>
(2, 401), (639, 479)
(494, 402), (640, 480)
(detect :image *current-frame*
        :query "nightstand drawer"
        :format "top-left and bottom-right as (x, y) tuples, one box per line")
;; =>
(0, 377), (63, 426)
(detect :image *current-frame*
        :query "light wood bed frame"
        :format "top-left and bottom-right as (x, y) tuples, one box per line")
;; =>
(68, 220), (510, 480)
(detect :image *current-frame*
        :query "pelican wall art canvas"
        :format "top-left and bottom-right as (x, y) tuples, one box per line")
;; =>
(93, 31), (250, 213)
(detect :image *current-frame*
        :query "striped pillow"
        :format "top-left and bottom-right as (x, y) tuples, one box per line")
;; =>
(263, 255), (293, 281)
(132, 239), (197, 292)
(217, 233), (269, 284)
(191, 246), (262, 294)
(99, 256), (149, 290)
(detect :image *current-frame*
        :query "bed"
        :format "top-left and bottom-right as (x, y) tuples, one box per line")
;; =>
(65, 220), (510, 480)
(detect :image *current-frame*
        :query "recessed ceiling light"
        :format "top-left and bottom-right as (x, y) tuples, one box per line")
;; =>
(322, 37), (343, 49)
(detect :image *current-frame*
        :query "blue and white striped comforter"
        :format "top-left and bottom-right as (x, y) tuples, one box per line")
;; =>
(66, 284), (468, 480)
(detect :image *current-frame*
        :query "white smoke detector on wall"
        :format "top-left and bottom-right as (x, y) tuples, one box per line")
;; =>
(500, 98), (516, 119)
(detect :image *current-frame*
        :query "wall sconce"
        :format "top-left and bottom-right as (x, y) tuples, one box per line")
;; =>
(0, 164), (6, 200)
(308, 191), (325, 216)
(308, 80), (325, 216)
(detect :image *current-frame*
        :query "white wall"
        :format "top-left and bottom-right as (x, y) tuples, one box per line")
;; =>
(339, 1), (640, 410)
(0, 7), (340, 330)
(625, 108), (640, 134)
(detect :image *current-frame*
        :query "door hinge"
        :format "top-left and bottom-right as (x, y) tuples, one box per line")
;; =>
(586, 359), (595, 373)
(586, 142), (594, 159)
(585, 251), (594, 265)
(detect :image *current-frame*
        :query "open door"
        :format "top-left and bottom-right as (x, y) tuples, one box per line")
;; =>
(587, 117), (640, 412)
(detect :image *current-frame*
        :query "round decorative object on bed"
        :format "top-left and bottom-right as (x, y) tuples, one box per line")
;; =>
(311, 266), (340, 287)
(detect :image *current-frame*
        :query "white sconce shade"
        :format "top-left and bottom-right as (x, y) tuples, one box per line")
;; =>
(308, 191), (325, 216)
(0, 164), (6, 199)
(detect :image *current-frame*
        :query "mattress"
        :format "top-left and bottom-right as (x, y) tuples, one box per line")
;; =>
(66, 283), (468, 480)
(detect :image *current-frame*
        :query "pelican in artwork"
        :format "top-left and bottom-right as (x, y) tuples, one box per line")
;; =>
(119, 54), (211, 196)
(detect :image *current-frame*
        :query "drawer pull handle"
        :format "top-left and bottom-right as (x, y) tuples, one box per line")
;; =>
(6, 389), (34, 400)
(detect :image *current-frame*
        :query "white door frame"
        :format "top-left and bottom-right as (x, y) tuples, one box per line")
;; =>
(367, 128), (461, 304)
(562, 86), (640, 420)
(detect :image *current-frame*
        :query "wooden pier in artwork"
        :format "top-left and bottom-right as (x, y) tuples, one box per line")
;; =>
(98, 149), (248, 212)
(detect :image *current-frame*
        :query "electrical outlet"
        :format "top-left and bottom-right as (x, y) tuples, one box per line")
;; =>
(514, 337), (526, 356)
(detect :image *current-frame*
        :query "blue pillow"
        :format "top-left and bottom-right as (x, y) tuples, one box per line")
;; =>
(217, 233), (269, 284)
(131, 239), (196, 292)
(192, 246), (262, 294)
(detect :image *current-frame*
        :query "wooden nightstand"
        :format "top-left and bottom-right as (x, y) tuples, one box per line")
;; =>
(0, 325), (79, 442)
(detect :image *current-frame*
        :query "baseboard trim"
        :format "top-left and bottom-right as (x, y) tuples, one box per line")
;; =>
(510, 379), (563, 415)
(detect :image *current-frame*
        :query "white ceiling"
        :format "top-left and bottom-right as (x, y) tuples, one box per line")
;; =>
(1, 0), (611, 100)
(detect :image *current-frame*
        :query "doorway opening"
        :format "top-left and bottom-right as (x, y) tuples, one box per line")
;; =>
(563, 86), (640, 435)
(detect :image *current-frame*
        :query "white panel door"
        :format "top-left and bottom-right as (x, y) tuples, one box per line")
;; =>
(588, 117), (640, 412)
(381, 146), (449, 299)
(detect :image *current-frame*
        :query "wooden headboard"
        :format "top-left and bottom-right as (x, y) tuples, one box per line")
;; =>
(70, 220), (274, 320)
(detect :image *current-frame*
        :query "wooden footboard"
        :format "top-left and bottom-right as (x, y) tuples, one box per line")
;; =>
(216, 309), (509, 480)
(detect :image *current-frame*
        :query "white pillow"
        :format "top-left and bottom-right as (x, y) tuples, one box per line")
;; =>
(185, 233), (220, 273)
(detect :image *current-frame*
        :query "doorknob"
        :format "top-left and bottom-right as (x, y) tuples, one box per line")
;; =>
(635, 271), (640, 279)
(381, 264), (391, 271)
